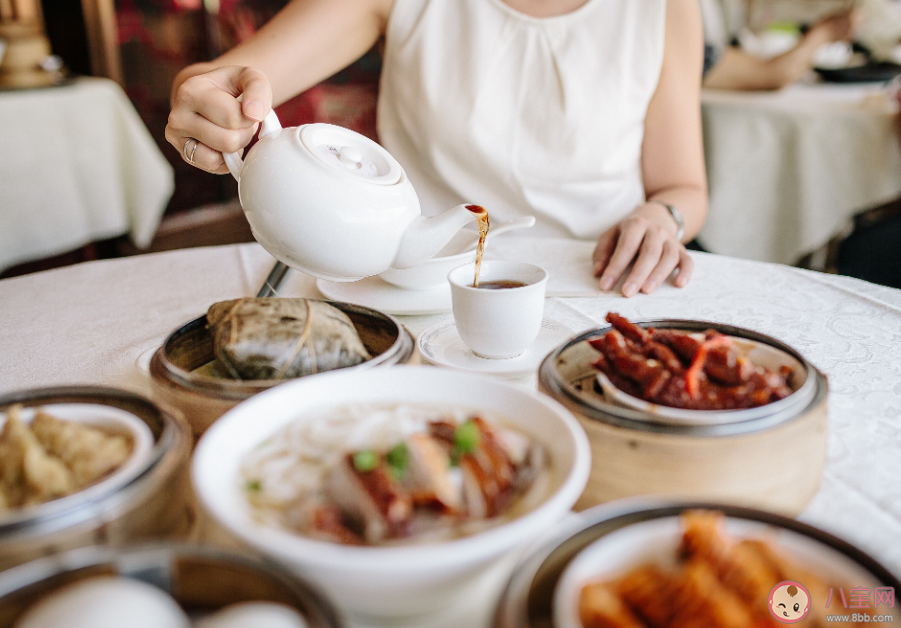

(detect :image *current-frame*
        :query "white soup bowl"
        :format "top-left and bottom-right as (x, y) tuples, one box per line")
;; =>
(192, 365), (590, 621)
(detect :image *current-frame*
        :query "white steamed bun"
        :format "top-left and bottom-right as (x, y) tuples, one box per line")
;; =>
(15, 576), (190, 628)
(194, 601), (308, 628)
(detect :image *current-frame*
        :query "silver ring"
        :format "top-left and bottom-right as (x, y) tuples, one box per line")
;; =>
(183, 138), (198, 164)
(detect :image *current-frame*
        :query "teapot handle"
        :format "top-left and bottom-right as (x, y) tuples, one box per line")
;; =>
(223, 108), (283, 182)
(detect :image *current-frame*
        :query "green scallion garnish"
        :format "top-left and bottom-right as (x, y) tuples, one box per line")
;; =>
(353, 450), (379, 472)
(386, 442), (409, 473)
(245, 479), (262, 492)
(454, 420), (480, 456)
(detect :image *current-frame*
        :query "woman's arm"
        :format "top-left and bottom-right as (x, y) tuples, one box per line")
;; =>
(593, 0), (708, 297)
(166, 0), (392, 173)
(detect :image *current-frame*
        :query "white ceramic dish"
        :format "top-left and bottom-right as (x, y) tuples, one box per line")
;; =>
(192, 365), (591, 621)
(591, 329), (816, 426)
(553, 508), (900, 628)
(316, 276), (452, 315)
(0, 403), (155, 524)
(378, 216), (536, 290)
(812, 41), (861, 70)
(418, 318), (573, 377)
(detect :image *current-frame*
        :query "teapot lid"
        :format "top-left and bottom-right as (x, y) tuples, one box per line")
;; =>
(300, 124), (403, 186)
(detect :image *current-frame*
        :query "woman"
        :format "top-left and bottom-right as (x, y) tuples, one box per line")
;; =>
(167, 0), (708, 297)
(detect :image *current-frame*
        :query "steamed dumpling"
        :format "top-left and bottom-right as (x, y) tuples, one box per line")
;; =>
(194, 602), (308, 628)
(30, 411), (132, 487)
(0, 410), (74, 507)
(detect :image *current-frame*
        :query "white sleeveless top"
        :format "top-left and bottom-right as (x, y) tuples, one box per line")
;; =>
(377, 0), (667, 240)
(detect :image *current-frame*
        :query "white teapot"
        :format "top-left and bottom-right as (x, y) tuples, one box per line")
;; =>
(223, 110), (487, 282)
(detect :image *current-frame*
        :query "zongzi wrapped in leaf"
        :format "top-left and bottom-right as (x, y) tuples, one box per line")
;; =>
(207, 298), (372, 380)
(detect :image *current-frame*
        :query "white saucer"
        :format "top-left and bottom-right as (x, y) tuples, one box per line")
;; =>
(418, 318), (574, 377)
(317, 276), (452, 316)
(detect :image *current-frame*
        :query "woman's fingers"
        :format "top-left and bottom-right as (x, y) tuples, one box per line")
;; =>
(673, 248), (694, 288)
(621, 227), (667, 297)
(231, 67), (272, 122)
(167, 123), (259, 174)
(188, 66), (272, 129)
(166, 65), (272, 172)
(170, 115), (259, 172)
(592, 230), (617, 278)
(176, 137), (245, 175)
(592, 216), (694, 296)
(639, 239), (682, 294)
(595, 217), (649, 291)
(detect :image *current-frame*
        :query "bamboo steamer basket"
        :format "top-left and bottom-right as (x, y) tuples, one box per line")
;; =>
(0, 387), (193, 572)
(538, 320), (828, 516)
(149, 300), (414, 437)
(0, 543), (344, 628)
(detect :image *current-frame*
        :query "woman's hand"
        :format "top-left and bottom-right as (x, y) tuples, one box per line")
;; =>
(165, 65), (273, 174)
(164, 0), (389, 174)
(592, 202), (693, 297)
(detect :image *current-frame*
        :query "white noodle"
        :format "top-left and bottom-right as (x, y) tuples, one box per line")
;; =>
(240, 403), (501, 528)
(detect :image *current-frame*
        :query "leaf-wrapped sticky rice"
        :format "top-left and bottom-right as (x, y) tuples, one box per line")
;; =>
(207, 298), (372, 380)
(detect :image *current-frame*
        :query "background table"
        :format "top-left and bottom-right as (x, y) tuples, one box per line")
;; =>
(1, 239), (900, 626)
(700, 81), (901, 265)
(0, 77), (174, 271)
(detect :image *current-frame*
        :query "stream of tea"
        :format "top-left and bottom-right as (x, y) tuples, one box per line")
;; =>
(466, 205), (490, 288)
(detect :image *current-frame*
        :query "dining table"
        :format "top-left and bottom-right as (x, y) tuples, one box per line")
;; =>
(700, 79), (901, 266)
(1, 236), (900, 627)
(0, 76), (174, 272)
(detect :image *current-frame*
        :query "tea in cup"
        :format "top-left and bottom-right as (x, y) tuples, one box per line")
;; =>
(447, 260), (548, 359)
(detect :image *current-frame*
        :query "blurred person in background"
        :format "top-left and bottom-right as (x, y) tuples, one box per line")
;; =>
(700, 0), (861, 90)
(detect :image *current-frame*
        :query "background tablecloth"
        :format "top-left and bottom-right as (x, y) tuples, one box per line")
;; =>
(0, 77), (174, 270)
(700, 82), (901, 265)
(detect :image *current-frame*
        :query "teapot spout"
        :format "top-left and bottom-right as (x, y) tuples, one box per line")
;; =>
(392, 204), (488, 269)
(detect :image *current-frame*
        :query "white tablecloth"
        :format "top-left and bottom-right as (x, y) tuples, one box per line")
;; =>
(1, 239), (900, 625)
(700, 81), (901, 265)
(0, 77), (174, 270)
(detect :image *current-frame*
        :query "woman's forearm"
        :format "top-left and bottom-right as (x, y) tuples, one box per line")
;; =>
(641, 0), (708, 243)
(171, 0), (390, 108)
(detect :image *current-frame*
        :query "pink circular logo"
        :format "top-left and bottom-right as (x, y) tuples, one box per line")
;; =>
(768, 580), (812, 623)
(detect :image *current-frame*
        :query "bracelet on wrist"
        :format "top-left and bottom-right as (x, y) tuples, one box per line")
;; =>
(649, 200), (685, 242)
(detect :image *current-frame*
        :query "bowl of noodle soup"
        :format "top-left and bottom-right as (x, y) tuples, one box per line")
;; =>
(192, 365), (590, 620)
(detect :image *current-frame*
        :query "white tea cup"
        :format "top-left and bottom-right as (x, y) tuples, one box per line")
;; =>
(448, 260), (548, 359)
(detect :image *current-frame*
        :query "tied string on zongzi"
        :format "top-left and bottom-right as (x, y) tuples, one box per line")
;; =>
(225, 297), (247, 351)
(214, 298), (252, 380)
(275, 299), (315, 380)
